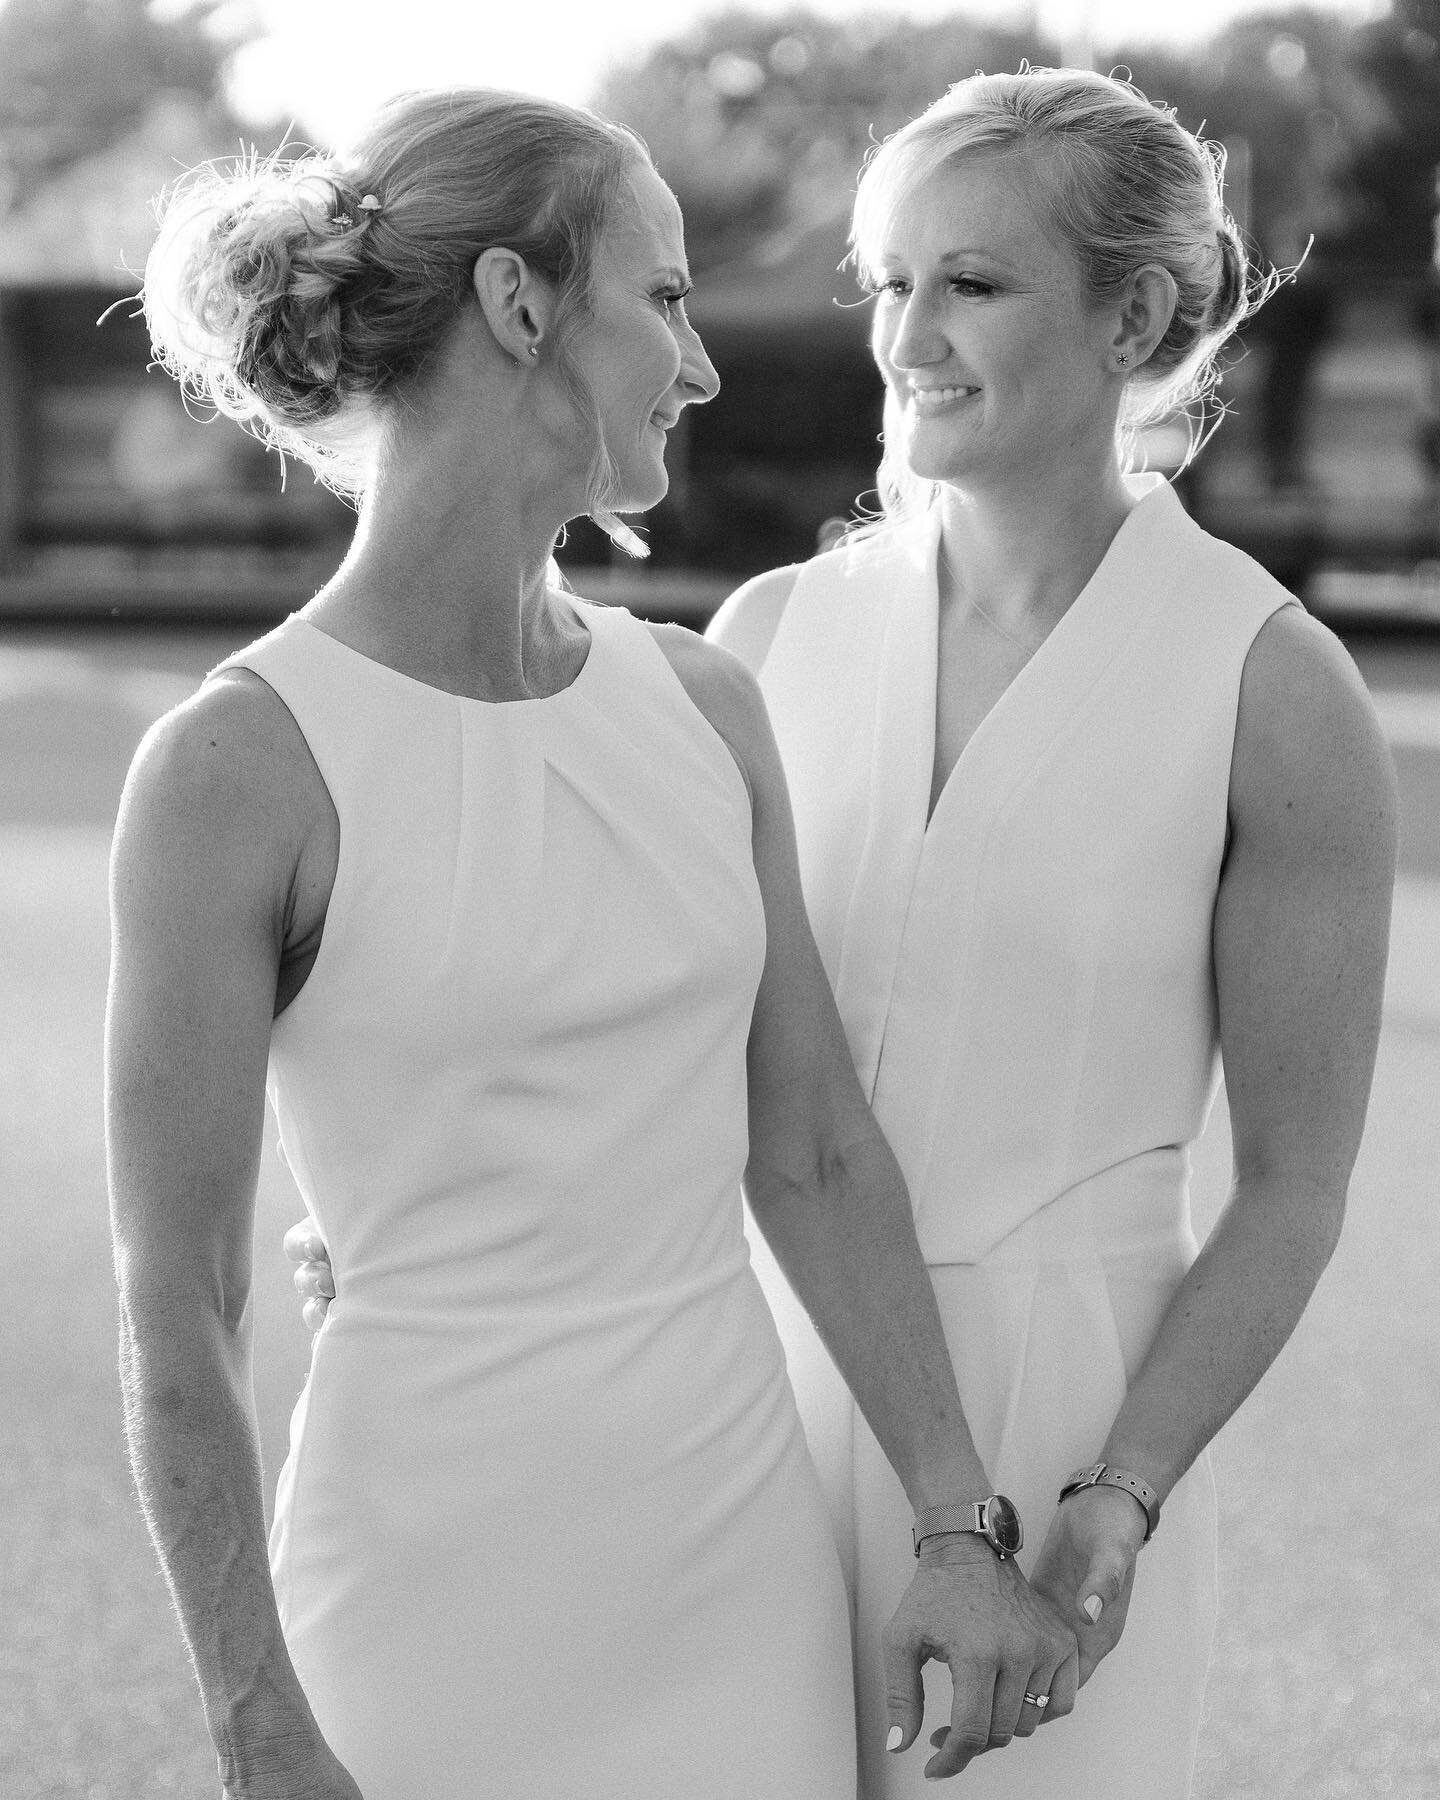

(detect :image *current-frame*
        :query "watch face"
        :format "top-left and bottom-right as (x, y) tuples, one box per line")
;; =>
(984, 1495), (1024, 1555)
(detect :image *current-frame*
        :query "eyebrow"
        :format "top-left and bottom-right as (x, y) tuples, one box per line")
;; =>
(875, 246), (1007, 268)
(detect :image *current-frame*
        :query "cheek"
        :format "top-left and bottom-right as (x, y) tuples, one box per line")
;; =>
(622, 330), (680, 411)
(659, 323), (685, 386)
(869, 315), (896, 379)
(1029, 344), (1097, 408)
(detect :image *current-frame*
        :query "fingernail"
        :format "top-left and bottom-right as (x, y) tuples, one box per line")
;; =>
(887, 1726), (904, 1753)
(1083, 1593), (1103, 1622)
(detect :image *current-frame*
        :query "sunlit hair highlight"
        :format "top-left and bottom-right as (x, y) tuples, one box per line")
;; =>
(850, 66), (1263, 524)
(142, 89), (650, 548)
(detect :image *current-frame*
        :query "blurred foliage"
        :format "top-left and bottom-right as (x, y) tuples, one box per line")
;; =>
(597, 3), (1440, 278)
(0, 0), (258, 212)
(1124, 3), (1440, 270)
(4, 1), (1434, 277)
(1344, 0), (1440, 268)
(1118, 14), (1386, 260)
(596, 9), (1047, 269)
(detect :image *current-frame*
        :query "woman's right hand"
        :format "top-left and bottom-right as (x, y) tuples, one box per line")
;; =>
(282, 1217), (334, 1332)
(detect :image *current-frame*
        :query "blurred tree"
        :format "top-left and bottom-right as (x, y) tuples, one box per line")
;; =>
(1126, 3), (1440, 274)
(1060, 14), (1381, 266)
(595, 8), (1044, 269)
(0, 0), (259, 214)
(1343, 0), (1440, 271)
(599, 4), (1437, 282)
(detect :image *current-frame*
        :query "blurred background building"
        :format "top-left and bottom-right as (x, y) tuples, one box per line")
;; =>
(1, 0), (1439, 624)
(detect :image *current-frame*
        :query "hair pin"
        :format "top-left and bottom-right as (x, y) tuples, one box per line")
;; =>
(358, 194), (382, 214)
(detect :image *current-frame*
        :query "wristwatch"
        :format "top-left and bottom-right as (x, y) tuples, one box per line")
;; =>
(912, 1494), (1024, 1559)
(1057, 1462), (1160, 1542)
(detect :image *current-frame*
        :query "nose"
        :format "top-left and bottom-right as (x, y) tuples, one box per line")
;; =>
(677, 319), (720, 405)
(877, 288), (945, 374)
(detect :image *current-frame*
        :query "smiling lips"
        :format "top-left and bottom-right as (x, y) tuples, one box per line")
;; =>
(909, 384), (979, 408)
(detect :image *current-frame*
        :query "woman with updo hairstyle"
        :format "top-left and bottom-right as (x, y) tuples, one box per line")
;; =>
(109, 87), (1081, 1800)
(144, 89), (654, 535)
(707, 65), (1397, 1799)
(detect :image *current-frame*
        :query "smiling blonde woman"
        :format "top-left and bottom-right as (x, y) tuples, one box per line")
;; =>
(709, 65), (1397, 1800)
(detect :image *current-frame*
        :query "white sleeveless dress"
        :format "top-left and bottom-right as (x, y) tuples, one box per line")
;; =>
(217, 603), (855, 1800)
(712, 477), (1297, 1800)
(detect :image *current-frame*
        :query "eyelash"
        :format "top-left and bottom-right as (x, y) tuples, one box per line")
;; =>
(655, 288), (691, 318)
(872, 276), (997, 300)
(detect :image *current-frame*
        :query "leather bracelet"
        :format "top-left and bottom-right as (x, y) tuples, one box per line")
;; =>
(1057, 1462), (1160, 1542)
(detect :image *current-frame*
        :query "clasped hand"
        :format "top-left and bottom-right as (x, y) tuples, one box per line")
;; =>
(885, 1534), (1078, 1780)
(1029, 1483), (1148, 1686)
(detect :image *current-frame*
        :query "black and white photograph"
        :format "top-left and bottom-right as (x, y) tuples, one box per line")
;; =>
(2, 1), (1437, 1795)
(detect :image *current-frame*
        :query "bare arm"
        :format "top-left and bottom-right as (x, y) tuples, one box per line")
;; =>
(731, 675), (982, 1517)
(107, 681), (359, 1800)
(660, 630), (1078, 1777)
(1032, 607), (1398, 1672)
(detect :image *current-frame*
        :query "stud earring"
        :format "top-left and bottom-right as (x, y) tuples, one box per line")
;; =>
(528, 345), (540, 359)
(1115, 351), (1130, 369)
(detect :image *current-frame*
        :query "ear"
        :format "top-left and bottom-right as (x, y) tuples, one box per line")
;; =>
(471, 247), (555, 365)
(1111, 263), (1178, 372)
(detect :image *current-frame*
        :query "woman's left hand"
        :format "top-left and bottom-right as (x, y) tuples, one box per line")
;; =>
(1028, 1487), (1148, 1688)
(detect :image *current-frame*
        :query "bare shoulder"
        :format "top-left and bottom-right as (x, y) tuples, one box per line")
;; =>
(1231, 605), (1398, 847)
(703, 563), (804, 672)
(112, 669), (331, 923)
(645, 620), (771, 728)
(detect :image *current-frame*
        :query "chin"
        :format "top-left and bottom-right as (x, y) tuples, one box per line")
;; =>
(904, 427), (1004, 490)
(902, 447), (969, 487)
(896, 422), (964, 486)
(614, 463), (669, 513)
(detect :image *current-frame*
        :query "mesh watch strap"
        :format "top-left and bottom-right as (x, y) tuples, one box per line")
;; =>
(911, 1501), (983, 1555)
(911, 1496), (1022, 1558)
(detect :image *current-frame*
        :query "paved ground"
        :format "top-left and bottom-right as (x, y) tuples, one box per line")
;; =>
(2, 623), (1438, 1797)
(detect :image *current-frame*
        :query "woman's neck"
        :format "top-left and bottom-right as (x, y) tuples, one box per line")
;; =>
(935, 459), (1140, 636)
(308, 408), (588, 703)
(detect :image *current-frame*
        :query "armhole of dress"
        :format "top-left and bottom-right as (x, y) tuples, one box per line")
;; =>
(220, 653), (346, 1024)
